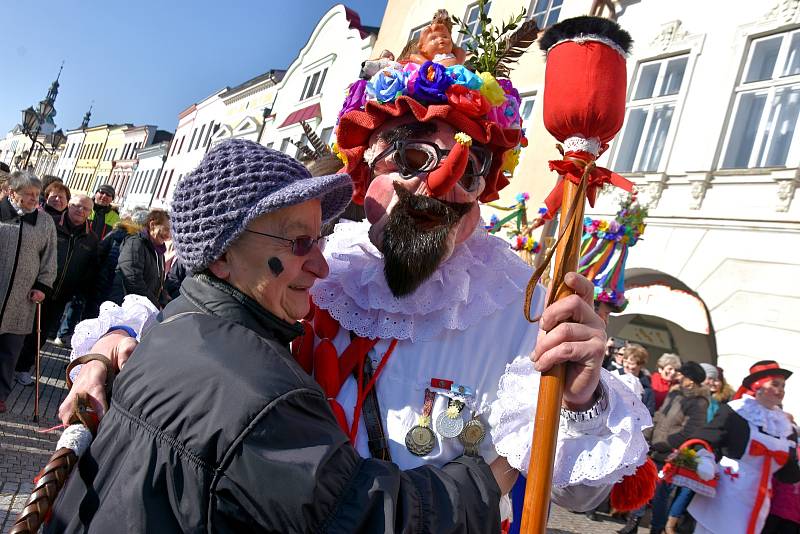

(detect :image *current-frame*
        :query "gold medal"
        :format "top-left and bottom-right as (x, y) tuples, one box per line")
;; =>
(406, 389), (437, 457)
(459, 415), (486, 456)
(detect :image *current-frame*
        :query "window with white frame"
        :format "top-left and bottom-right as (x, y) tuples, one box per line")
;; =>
(614, 54), (690, 173)
(721, 29), (800, 169)
(409, 23), (426, 44)
(300, 68), (329, 100)
(459, 2), (491, 50)
(320, 126), (334, 147)
(519, 94), (536, 124)
(529, 0), (562, 29)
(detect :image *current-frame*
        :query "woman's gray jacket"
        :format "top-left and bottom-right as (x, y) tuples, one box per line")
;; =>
(0, 199), (57, 334)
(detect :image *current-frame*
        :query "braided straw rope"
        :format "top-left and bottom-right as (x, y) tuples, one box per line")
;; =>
(9, 391), (97, 533)
(8, 448), (78, 534)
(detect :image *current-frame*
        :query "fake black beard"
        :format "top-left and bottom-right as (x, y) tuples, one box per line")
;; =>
(381, 184), (473, 297)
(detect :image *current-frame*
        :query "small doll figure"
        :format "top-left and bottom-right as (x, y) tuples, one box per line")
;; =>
(360, 49), (396, 79)
(407, 9), (466, 67)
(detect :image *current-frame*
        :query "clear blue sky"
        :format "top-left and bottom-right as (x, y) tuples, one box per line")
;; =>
(0, 0), (387, 134)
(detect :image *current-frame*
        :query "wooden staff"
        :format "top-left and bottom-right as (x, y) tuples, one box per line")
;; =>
(33, 301), (41, 423)
(521, 170), (589, 532)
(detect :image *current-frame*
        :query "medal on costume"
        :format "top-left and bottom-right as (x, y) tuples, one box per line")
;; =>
(459, 413), (486, 456)
(435, 398), (466, 438)
(405, 388), (437, 456)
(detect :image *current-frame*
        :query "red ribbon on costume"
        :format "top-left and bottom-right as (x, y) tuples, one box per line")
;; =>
(292, 306), (398, 445)
(746, 440), (789, 534)
(542, 151), (633, 219)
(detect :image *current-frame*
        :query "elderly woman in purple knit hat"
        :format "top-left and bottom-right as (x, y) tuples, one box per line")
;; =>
(48, 139), (507, 533)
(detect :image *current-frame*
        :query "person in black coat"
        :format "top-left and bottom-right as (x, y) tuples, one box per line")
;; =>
(108, 208), (170, 309)
(15, 194), (98, 381)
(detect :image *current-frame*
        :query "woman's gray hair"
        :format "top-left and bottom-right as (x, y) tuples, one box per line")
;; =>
(8, 171), (42, 193)
(129, 207), (150, 227)
(657, 353), (682, 369)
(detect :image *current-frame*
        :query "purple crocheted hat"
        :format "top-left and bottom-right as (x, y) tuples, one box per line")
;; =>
(171, 139), (353, 273)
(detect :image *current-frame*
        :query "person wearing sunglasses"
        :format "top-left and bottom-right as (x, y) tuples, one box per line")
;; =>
(88, 184), (119, 240)
(49, 140), (509, 533)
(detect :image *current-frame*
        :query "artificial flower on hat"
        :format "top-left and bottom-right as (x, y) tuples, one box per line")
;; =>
(334, 7), (539, 205)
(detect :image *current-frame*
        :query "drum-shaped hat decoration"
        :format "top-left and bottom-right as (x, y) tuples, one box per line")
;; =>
(538, 17), (635, 216)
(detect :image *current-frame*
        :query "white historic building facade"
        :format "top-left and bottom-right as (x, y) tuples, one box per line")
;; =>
(53, 129), (86, 182)
(122, 141), (170, 210)
(153, 89), (226, 208)
(368, 0), (800, 412)
(209, 70), (285, 147)
(108, 125), (158, 200)
(260, 4), (378, 158)
(575, 0), (800, 413)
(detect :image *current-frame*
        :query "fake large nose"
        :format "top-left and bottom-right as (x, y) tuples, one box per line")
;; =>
(425, 133), (472, 197)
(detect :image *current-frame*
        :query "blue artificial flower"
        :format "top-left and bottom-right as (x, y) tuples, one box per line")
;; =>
(445, 65), (483, 90)
(367, 67), (408, 104)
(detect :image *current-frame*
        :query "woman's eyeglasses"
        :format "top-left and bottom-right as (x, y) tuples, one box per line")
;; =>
(244, 229), (325, 256)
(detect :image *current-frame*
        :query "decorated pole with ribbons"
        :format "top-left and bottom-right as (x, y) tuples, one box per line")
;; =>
(520, 17), (634, 532)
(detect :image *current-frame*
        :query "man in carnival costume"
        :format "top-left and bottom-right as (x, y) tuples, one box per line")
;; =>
(689, 360), (798, 534)
(55, 10), (651, 532)
(307, 10), (650, 523)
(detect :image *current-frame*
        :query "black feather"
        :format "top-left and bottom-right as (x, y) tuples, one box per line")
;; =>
(494, 18), (540, 79)
(539, 16), (632, 54)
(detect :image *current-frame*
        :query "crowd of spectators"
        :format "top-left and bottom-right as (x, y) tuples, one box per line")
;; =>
(602, 340), (798, 534)
(0, 169), (172, 412)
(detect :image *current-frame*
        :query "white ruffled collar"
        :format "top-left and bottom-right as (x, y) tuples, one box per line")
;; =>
(728, 395), (793, 438)
(310, 219), (532, 342)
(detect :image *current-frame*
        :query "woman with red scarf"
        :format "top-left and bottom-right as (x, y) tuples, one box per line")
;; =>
(689, 360), (798, 534)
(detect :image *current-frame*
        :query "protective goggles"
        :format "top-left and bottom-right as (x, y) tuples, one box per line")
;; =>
(369, 139), (492, 192)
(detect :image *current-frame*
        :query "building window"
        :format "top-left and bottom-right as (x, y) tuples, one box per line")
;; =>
(195, 124), (207, 150)
(204, 122), (215, 147)
(280, 137), (291, 154)
(301, 68), (328, 100)
(265, 142), (275, 149)
(614, 54), (689, 173)
(409, 23), (426, 44)
(320, 127), (334, 147)
(460, 2), (491, 50)
(178, 136), (185, 154)
(188, 128), (198, 152)
(721, 29), (800, 169)
(295, 134), (309, 159)
(529, 0), (562, 29)
(519, 94), (536, 124)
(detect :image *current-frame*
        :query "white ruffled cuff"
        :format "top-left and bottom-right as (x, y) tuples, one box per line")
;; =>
(68, 295), (159, 382)
(488, 359), (652, 487)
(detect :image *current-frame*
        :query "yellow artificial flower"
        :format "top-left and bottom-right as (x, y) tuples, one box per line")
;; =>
(501, 148), (521, 176)
(332, 142), (347, 165)
(479, 72), (507, 106)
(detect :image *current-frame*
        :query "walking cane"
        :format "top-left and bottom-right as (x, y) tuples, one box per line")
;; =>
(519, 17), (633, 532)
(33, 301), (41, 423)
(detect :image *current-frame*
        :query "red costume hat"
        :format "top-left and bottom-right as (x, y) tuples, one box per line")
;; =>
(733, 359), (792, 400)
(336, 97), (521, 204)
(333, 9), (539, 205)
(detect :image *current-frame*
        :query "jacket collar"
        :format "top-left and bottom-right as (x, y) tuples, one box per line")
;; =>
(1, 197), (38, 225)
(173, 273), (304, 346)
